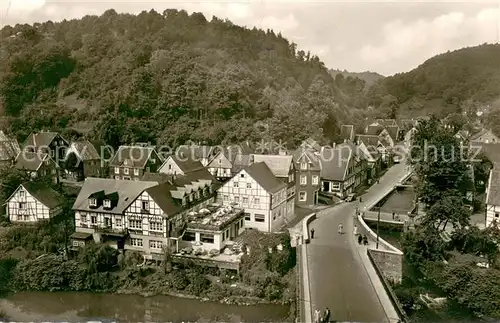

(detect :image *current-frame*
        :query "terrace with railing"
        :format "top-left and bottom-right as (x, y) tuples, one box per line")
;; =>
(186, 204), (244, 231)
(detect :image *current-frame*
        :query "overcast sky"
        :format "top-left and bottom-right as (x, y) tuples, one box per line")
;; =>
(1, 0), (499, 75)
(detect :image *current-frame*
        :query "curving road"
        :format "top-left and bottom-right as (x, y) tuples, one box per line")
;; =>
(306, 163), (409, 322)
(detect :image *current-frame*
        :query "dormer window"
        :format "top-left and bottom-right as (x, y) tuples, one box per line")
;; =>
(89, 198), (97, 207)
(103, 199), (111, 208)
(301, 162), (307, 170)
(151, 158), (156, 164)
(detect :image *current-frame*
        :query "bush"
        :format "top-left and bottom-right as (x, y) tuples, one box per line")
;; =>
(171, 270), (189, 290)
(186, 273), (210, 296)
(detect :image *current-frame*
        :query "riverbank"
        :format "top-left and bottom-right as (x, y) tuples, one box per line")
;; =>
(0, 224), (297, 320)
(0, 291), (291, 322)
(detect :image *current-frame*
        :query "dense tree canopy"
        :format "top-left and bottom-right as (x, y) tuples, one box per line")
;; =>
(0, 9), (367, 147)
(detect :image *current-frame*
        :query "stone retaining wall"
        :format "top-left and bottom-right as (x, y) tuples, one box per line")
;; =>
(368, 248), (403, 283)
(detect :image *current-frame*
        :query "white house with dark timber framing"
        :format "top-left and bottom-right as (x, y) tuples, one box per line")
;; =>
(6, 182), (64, 223)
(485, 168), (500, 228)
(216, 162), (287, 232)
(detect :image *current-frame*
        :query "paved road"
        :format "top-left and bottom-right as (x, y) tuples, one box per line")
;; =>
(306, 163), (409, 322)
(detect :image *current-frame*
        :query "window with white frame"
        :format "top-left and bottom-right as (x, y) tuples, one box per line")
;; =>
(233, 182), (239, 187)
(150, 240), (162, 249)
(130, 238), (143, 247)
(103, 199), (111, 208)
(223, 195), (228, 201)
(114, 167), (119, 174)
(134, 168), (139, 176)
(332, 182), (341, 190)
(124, 168), (129, 175)
(244, 213), (251, 221)
(115, 218), (122, 226)
(300, 175), (307, 185)
(91, 216), (97, 224)
(243, 197), (248, 204)
(129, 219), (142, 229)
(89, 198), (97, 207)
(254, 197), (260, 204)
(254, 214), (265, 222)
(234, 196), (239, 203)
(312, 175), (319, 185)
(150, 221), (163, 231)
(18, 202), (25, 209)
(142, 201), (149, 211)
(301, 162), (307, 170)
(19, 190), (25, 198)
(246, 183), (252, 188)
(299, 191), (307, 201)
(80, 213), (87, 223)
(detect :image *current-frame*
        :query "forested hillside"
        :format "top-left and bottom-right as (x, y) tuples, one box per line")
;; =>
(0, 9), (366, 148)
(367, 44), (500, 118)
(329, 69), (384, 87)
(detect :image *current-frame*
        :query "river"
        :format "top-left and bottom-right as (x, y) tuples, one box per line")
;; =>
(0, 292), (291, 322)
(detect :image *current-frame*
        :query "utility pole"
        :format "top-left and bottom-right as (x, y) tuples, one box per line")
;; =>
(376, 206), (381, 249)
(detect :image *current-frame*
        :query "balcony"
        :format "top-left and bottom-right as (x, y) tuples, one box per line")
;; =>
(96, 226), (128, 237)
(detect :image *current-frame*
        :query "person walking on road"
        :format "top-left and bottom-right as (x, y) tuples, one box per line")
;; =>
(363, 234), (368, 245)
(322, 307), (331, 323)
(358, 234), (363, 245)
(314, 308), (321, 323)
(338, 223), (343, 234)
(310, 228), (315, 239)
(353, 224), (358, 236)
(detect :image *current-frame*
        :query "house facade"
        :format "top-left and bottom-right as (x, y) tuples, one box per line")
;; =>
(64, 141), (103, 181)
(6, 182), (64, 223)
(320, 143), (367, 199)
(206, 146), (241, 181)
(485, 168), (500, 228)
(14, 152), (59, 182)
(158, 155), (204, 176)
(251, 154), (295, 219)
(293, 148), (320, 205)
(72, 172), (219, 257)
(22, 131), (69, 166)
(109, 144), (162, 181)
(216, 162), (287, 232)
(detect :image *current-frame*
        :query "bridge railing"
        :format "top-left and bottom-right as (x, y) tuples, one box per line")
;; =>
(367, 249), (410, 323)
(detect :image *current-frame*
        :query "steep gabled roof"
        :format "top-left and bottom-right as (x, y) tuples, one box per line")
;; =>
(384, 125), (400, 143)
(232, 154), (251, 174)
(17, 182), (64, 209)
(23, 131), (66, 150)
(476, 143), (500, 165)
(356, 135), (389, 148)
(244, 162), (286, 193)
(319, 146), (352, 181)
(72, 178), (158, 214)
(366, 125), (384, 136)
(109, 145), (157, 168)
(164, 155), (205, 174)
(292, 148), (321, 171)
(68, 140), (101, 161)
(251, 154), (293, 178)
(145, 183), (185, 218)
(15, 152), (55, 171)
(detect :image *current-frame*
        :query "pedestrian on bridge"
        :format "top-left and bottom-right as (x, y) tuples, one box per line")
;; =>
(322, 307), (331, 323)
(353, 224), (358, 236)
(310, 228), (315, 239)
(338, 223), (343, 234)
(358, 234), (363, 245)
(314, 308), (321, 323)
